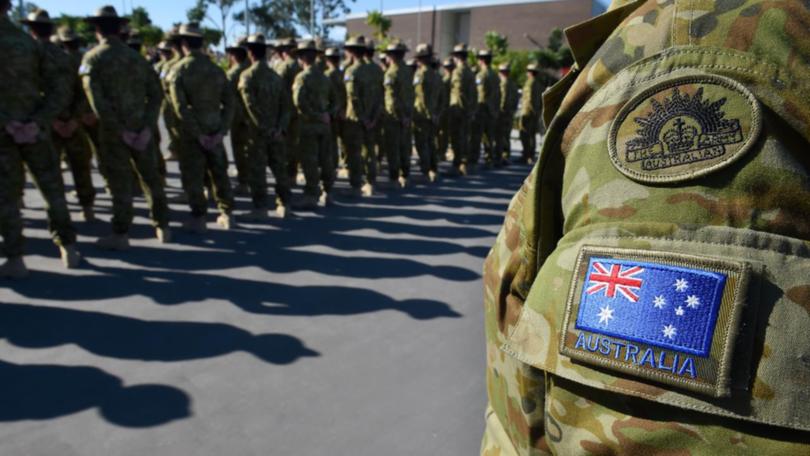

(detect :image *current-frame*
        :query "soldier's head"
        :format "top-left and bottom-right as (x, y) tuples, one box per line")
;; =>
(57, 26), (81, 51)
(364, 40), (376, 59)
(442, 58), (455, 74)
(450, 43), (468, 65)
(177, 23), (204, 54)
(344, 35), (366, 62)
(526, 63), (539, 79)
(383, 42), (407, 64)
(245, 34), (267, 63)
(498, 63), (510, 79)
(324, 47), (341, 67)
(21, 9), (54, 41)
(85, 5), (128, 39)
(294, 40), (319, 66)
(226, 36), (248, 65)
(414, 43), (433, 67)
(276, 37), (297, 58)
(476, 49), (493, 67)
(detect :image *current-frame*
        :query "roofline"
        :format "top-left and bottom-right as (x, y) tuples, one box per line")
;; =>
(324, 0), (582, 25)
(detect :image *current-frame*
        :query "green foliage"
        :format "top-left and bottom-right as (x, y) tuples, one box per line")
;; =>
(186, 0), (236, 47)
(366, 10), (391, 42)
(235, 0), (354, 39)
(547, 27), (564, 52)
(54, 15), (96, 45)
(484, 31), (508, 57)
(129, 7), (163, 48)
(202, 27), (223, 46)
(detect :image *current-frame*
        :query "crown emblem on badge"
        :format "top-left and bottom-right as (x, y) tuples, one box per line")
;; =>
(624, 87), (744, 170)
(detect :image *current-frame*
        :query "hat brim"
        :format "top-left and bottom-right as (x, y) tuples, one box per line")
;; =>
(84, 16), (130, 24)
(177, 32), (204, 39)
(21, 19), (53, 25)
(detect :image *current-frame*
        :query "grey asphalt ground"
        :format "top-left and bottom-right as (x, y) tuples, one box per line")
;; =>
(0, 135), (530, 455)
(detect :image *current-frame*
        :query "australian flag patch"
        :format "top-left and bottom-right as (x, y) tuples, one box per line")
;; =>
(560, 246), (750, 398)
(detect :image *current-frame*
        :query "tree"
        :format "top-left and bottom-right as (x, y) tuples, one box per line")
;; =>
(54, 14), (96, 45)
(11, 1), (38, 22)
(129, 7), (164, 48)
(484, 31), (508, 57)
(234, 0), (354, 39)
(186, 0), (237, 47)
(365, 10), (390, 42)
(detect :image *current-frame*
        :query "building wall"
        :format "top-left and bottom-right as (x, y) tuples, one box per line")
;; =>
(344, 0), (596, 57)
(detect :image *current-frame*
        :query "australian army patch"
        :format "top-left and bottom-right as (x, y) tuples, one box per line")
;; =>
(560, 246), (750, 397)
(608, 74), (761, 183)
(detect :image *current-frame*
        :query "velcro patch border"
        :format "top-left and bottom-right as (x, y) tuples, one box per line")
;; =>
(559, 246), (750, 398)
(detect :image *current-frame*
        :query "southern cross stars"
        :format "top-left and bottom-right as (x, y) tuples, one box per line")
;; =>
(685, 295), (701, 309)
(675, 306), (685, 316)
(674, 278), (689, 292)
(653, 295), (666, 309)
(662, 324), (678, 339)
(597, 305), (615, 325)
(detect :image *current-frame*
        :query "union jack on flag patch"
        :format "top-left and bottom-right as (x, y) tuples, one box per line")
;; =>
(586, 262), (644, 302)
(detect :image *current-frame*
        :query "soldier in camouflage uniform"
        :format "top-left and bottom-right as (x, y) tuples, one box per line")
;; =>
(273, 38), (302, 183)
(168, 23), (235, 232)
(364, 41), (385, 171)
(159, 28), (183, 162)
(437, 58), (454, 161)
(481, 1), (810, 454)
(448, 43), (477, 176)
(225, 37), (251, 195)
(517, 63), (544, 165)
(412, 44), (442, 182)
(342, 36), (377, 197)
(324, 47), (346, 180)
(0, 5), (80, 277)
(238, 34), (292, 220)
(52, 26), (97, 222)
(292, 40), (335, 209)
(496, 63), (519, 166)
(381, 42), (413, 188)
(81, 6), (170, 250)
(470, 49), (501, 168)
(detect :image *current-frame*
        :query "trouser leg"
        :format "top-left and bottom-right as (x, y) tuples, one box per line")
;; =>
(268, 139), (292, 205)
(60, 129), (97, 207)
(232, 122), (250, 186)
(297, 131), (321, 197)
(382, 119), (402, 181)
(318, 130), (336, 194)
(131, 136), (169, 228)
(178, 139), (208, 217)
(22, 139), (76, 246)
(343, 121), (364, 189)
(0, 138), (25, 258)
(246, 133), (269, 209)
(97, 132), (135, 234)
(204, 143), (234, 215)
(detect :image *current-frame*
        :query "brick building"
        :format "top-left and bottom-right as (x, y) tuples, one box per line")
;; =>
(325, 0), (605, 57)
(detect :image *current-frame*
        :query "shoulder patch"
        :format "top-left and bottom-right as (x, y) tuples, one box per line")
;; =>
(608, 74), (761, 184)
(344, 73), (353, 82)
(559, 246), (750, 398)
(384, 77), (393, 86)
(78, 63), (91, 76)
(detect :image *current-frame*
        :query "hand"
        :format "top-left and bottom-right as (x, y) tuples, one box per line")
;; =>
(362, 119), (373, 130)
(198, 133), (223, 151)
(81, 113), (98, 127)
(53, 120), (79, 139)
(319, 113), (331, 125)
(7, 121), (40, 144)
(134, 128), (152, 151)
(401, 117), (411, 128)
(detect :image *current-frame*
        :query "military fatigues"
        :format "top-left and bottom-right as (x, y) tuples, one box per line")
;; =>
(227, 60), (250, 189)
(273, 57), (301, 180)
(168, 50), (235, 218)
(497, 74), (519, 162)
(470, 65), (501, 166)
(481, 0), (810, 454)
(412, 64), (442, 175)
(325, 64), (346, 170)
(518, 73), (544, 163)
(159, 52), (183, 158)
(238, 60), (292, 208)
(0, 15), (74, 258)
(343, 59), (377, 189)
(436, 69), (452, 158)
(81, 36), (169, 234)
(382, 61), (413, 181)
(292, 64), (334, 199)
(449, 61), (477, 170)
(364, 58), (385, 166)
(53, 47), (96, 210)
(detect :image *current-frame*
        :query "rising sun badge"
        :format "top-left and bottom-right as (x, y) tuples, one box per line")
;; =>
(609, 74), (761, 184)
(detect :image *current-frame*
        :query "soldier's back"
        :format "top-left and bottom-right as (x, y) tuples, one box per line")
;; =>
(0, 16), (50, 121)
(171, 52), (228, 128)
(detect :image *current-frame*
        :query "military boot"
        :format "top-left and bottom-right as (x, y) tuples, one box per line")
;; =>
(156, 226), (172, 243)
(361, 183), (374, 197)
(276, 204), (290, 219)
(60, 244), (82, 269)
(0, 257), (29, 279)
(81, 206), (96, 222)
(319, 192), (333, 207)
(398, 176), (408, 188)
(428, 170), (439, 183)
(216, 213), (234, 230)
(295, 194), (319, 210)
(182, 217), (207, 234)
(96, 234), (130, 251)
(296, 172), (306, 186)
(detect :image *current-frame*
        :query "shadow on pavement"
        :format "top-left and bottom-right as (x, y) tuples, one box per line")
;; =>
(0, 359), (191, 428)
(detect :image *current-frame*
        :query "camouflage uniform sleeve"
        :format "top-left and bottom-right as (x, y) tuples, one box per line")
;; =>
(169, 64), (203, 138)
(293, 72), (318, 121)
(82, 55), (122, 131)
(239, 70), (265, 130)
(427, 71), (441, 120)
(277, 81), (291, 133)
(218, 70), (235, 135)
(143, 62), (163, 129)
(33, 43), (69, 127)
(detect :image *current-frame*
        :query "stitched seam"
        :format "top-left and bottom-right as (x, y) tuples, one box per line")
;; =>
(576, 235), (810, 259)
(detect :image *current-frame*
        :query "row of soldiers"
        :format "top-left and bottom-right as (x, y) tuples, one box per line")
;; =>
(0, 3), (546, 278)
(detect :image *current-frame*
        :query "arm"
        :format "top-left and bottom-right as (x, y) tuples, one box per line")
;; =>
(82, 58), (123, 131)
(143, 64), (163, 128)
(218, 71), (235, 136)
(239, 73), (266, 130)
(276, 81), (291, 133)
(33, 45), (70, 127)
(169, 67), (203, 138)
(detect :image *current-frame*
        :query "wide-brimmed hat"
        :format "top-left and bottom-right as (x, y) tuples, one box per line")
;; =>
(325, 47), (341, 58)
(442, 58), (455, 68)
(526, 63), (539, 72)
(245, 33), (267, 47)
(498, 63), (510, 72)
(476, 49), (493, 59)
(383, 42), (407, 54)
(157, 41), (172, 51)
(450, 43), (468, 55)
(414, 43), (432, 58)
(344, 35), (366, 49)
(56, 26), (80, 43)
(294, 39), (318, 54)
(177, 22), (203, 39)
(226, 36), (248, 52)
(127, 30), (143, 46)
(276, 37), (297, 49)
(85, 5), (129, 24)
(365, 39), (376, 51)
(21, 9), (53, 25)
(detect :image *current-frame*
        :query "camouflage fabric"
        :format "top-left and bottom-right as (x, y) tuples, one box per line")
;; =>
(449, 60), (477, 169)
(412, 64), (442, 175)
(227, 60), (251, 187)
(325, 63), (346, 171)
(518, 73), (544, 163)
(238, 60), (292, 207)
(0, 14), (75, 257)
(159, 52), (183, 157)
(292, 64), (334, 198)
(274, 56), (302, 180)
(470, 64), (501, 166)
(437, 69), (452, 158)
(481, 0), (810, 454)
(497, 73), (519, 161)
(343, 58), (377, 188)
(168, 49), (235, 217)
(382, 60), (413, 180)
(81, 35), (168, 233)
(364, 57), (385, 165)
